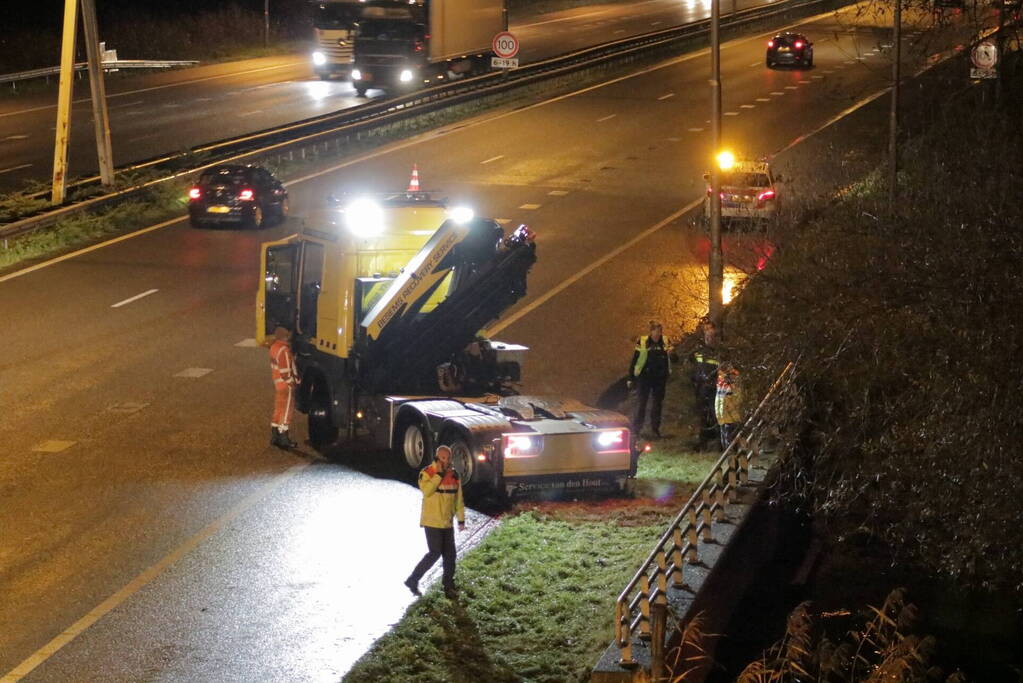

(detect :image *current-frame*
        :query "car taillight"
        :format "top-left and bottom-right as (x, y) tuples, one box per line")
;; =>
(767, 40), (774, 47)
(594, 429), (630, 454)
(414, 40), (424, 52)
(188, 187), (201, 200)
(239, 189), (254, 201)
(503, 434), (543, 458)
(794, 41), (804, 49)
(757, 189), (776, 202)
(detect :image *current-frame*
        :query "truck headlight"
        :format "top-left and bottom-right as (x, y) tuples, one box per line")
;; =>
(312, 51), (327, 66)
(448, 206), (474, 224)
(503, 433), (543, 458)
(594, 429), (630, 454)
(399, 69), (414, 83)
(351, 68), (362, 81)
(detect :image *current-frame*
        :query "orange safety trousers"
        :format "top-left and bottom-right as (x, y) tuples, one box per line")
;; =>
(269, 339), (297, 430)
(273, 384), (295, 430)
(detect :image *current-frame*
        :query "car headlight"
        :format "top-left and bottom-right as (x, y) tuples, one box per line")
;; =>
(312, 51), (327, 66)
(351, 68), (362, 81)
(447, 206), (474, 224)
(343, 198), (385, 237)
(503, 433), (543, 458)
(399, 69), (414, 83)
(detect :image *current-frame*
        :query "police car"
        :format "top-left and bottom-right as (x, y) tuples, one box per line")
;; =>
(704, 160), (779, 222)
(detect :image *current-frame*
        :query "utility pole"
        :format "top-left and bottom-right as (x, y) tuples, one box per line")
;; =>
(52, 0), (80, 204)
(80, 0), (114, 187)
(264, 0), (271, 47)
(888, 0), (901, 211)
(708, 0), (724, 332)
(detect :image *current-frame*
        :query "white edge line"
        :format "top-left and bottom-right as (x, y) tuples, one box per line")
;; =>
(0, 463), (310, 682)
(110, 288), (159, 308)
(480, 154), (505, 164)
(0, 164), (33, 176)
(486, 199), (701, 336)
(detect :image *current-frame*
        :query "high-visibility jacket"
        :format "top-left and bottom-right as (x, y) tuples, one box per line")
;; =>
(691, 346), (720, 385)
(715, 370), (743, 425)
(418, 463), (465, 529)
(630, 335), (672, 379)
(270, 339), (297, 387)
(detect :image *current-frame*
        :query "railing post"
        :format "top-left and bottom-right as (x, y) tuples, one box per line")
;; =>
(656, 549), (668, 596)
(671, 528), (686, 587)
(616, 602), (637, 667)
(686, 512), (700, 564)
(650, 600), (667, 683)
(700, 497), (714, 542)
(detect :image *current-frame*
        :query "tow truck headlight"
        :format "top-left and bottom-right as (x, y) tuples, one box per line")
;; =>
(312, 51), (327, 66)
(351, 68), (362, 81)
(344, 198), (385, 237)
(448, 206), (474, 224)
(594, 429), (630, 454)
(503, 434), (543, 458)
(399, 69), (414, 83)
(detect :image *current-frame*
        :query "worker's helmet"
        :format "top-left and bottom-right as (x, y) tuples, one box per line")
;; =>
(273, 326), (291, 341)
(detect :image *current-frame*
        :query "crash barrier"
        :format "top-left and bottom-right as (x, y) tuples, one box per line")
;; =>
(0, 59), (198, 86)
(0, 0), (841, 243)
(612, 362), (799, 668)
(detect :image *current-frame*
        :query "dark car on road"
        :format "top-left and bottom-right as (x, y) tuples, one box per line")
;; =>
(766, 32), (813, 68)
(188, 165), (289, 229)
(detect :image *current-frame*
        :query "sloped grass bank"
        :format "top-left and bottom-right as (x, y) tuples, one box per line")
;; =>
(344, 444), (717, 683)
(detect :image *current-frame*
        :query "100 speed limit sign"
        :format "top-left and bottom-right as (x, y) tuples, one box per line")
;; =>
(492, 31), (520, 58)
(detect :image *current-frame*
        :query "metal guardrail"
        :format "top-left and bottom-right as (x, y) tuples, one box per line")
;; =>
(0, 60), (199, 85)
(613, 362), (800, 668)
(0, 0), (834, 242)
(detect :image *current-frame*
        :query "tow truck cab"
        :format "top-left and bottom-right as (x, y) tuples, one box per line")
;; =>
(256, 190), (637, 496)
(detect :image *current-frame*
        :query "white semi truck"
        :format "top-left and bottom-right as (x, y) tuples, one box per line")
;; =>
(350, 0), (505, 96)
(310, 0), (363, 80)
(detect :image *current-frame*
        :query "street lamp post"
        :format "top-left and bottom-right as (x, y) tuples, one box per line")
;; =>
(708, 0), (724, 332)
(264, 0), (270, 47)
(888, 0), (901, 210)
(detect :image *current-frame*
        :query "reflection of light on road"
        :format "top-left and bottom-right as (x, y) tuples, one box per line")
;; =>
(305, 80), (332, 101)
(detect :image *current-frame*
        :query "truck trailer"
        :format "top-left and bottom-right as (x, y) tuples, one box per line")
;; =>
(350, 0), (505, 96)
(256, 185), (636, 497)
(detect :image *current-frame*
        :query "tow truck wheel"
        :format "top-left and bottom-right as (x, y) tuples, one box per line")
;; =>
(398, 419), (431, 471)
(443, 434), (475, 487)
(307, 383), (339, 449)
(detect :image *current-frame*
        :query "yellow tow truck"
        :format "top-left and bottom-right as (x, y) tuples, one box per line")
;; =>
(256, 183), (636, 496)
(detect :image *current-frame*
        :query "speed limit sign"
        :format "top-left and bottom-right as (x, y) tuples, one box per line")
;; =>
(492, 31), (520, 59)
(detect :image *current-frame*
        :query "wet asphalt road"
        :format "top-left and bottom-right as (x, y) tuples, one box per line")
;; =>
(1, 0), (785, 192)
(0, 3), (982, 680)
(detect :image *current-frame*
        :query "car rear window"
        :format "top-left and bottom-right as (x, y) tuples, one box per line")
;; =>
(200, 170), (250, 186)
(722, 172), (771, 187)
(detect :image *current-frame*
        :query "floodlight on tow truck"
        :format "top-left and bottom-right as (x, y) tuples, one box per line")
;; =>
(447, 206), (474, 224)
(343, 197), (385, 237)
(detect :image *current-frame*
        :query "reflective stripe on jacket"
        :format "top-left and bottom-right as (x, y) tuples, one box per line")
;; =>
(631, 335), (672, 378)
(715, 371), (743, 425)
(270, 339), (297, 386)
(419, 464), (465, 528)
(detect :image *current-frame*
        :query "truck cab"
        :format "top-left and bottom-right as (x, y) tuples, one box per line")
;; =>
(310, 0), (363, 80)
(257, 186), (636, 497)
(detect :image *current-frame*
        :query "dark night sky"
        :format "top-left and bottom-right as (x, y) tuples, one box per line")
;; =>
(10, 0), (277, 29)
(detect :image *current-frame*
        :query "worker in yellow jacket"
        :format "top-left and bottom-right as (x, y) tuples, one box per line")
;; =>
(404, 445), (466, 599)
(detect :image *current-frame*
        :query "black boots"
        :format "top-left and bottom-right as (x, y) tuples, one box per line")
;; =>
(271, 427), (298, 449)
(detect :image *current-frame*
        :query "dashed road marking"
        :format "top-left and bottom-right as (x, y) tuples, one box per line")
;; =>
(844, 60), (855, 64)
(111, 288), (158, 308)
(174, 367), (214, 378)
(480, 154), (505, 164)
(724, 111), (739, 116)
(687, 127), (704, 132)
(823, 69), (835, 73)
(657, 92), (675, 100)
(770, 91), (785, 95)
(666, 136), (682, 141)
(547, 190), (569, 196)
(239, 110), (264, 117)
(0, 164), (32, 175)
(740, 104), (755, 108)
(597, 114), (617, 122)
(651, 20), (662, 25)
(31, 440), (76, 453)
(109, 100), (144, 109)
(812, 75), (824, 80)
(613, 29), (626, 34)
(2, 134), (29, 141)
(107, 402), (149, 415)
(755, 97), (771, 102)
(749, 61), (761, 67)
(162, 103), (180, 108)
(518, 203), (542, 210)
(235, 338), (260, 347)
(799, 79), (811, 83)
(195, 97), (213, 103)
(785, 85), (798, 90)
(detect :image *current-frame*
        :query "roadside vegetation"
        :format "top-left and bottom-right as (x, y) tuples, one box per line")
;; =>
(344, 442), (717, 683)
(711, 51), (1023, 679)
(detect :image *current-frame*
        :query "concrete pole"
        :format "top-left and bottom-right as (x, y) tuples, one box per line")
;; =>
(264, 0), (271, 47)
(708, 0), (724, 331)
(888, 0), (901, 211)
(80, 0), (115, 187)
(51, 0), (80, 204)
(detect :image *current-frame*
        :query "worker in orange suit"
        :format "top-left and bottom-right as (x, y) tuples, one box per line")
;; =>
(269, 326), (299, 449)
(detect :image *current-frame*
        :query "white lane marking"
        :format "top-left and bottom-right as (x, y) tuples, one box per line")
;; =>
(799, 79), (811, 83)
(162, 103), (181, 108)
(749, 61), (761, 67)
(0, 163), (32, 175)
(234, 338), (259, 347)
(651, 21), (662, 25)
(755, 97), (771, 102)
(657, 92), (675, 100)
(1, 462), (310, 681)
(785, 85), (799, 90)
(687, 127), (704, 132)
(823, 69), (835, 73)
(128, 134), (158, 143)
(480, 154), (505, 164)
(666, 136), (682, 141)
(30, 440), (76, 453)
(740, 104), (755, 108)
(174, 367), (213, 378)
(518, 203), (542, 210)
(844, 60), (855, 64)
(724, 111), (739, 116)
(2, 134), (29, 141)
(123, 110), (143, 116)
(239, 110), (264, 117)
(487, 199), (702, 336)
(613, 29), (626, 34)
(0, 3), (865, 286)
(811, 75), (824, 80)
(111, 288), (159, 308)
(194, 97), (213, 103)
(771, 91), (785, 95)
(547, 190), (569, 196)
(109, 100), (144, 109)
(597, 114), (617, 122)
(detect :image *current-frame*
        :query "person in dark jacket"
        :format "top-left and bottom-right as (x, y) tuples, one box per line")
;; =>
(690, 319), (720, 450)
(628, 321), (672, 439)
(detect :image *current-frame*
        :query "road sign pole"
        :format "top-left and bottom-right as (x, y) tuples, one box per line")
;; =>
(52, 0), (79, 204)
(708, 0), (724, 332)
(81, 0), (115, 188)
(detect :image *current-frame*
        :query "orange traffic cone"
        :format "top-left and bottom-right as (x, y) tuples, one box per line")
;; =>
(407, 164), (421, 193)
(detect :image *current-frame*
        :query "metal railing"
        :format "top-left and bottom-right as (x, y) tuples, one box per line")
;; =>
(0, 0), (839, 241)
(0, 59), (198, 86)
(613, 362), (800, 667)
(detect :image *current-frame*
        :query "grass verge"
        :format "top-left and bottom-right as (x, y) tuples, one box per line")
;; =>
(343, 441), (718, 683)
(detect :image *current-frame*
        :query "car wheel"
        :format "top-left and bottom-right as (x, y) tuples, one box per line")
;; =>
(807, 53), (814, 67)
(442, 433), (475, 487)
(317, 72), (331, 80)
(250, 206), (263, 230)
(355, 86), (368, 97)
(396, 417), (431, 471)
